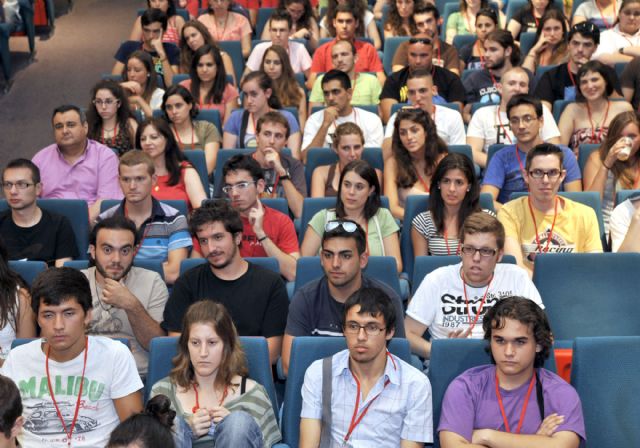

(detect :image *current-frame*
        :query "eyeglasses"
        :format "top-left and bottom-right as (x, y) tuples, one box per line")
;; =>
(343, 321), (386, 335)
(93, 99), (119, 107)
(2, 181), (35, 190)
(528, 169), (562, 180)
(460, 245), (498, 257)
(325, 220), (359, 232)
(409, 37), (432, 45)
(508, 115), (538, 126)
(221, 181), (256, 194)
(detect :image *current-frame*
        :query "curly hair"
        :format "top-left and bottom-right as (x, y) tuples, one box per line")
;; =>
(261, 46), (303, 108)
(384, 0), (418, 36)
(598, 110), (640, 189)
(86, 79), (135, 153)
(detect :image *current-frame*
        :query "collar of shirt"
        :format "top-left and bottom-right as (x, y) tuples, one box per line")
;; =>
(333, 347), (401, 387)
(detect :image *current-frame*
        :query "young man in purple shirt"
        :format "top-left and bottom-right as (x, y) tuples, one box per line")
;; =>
(439, 297), (585, 448)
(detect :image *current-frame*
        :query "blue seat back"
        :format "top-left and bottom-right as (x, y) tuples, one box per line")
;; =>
(486, 143), (505, 169)
(577, 143), (600, 175)
(571, 336), (640, 447)
(615, 189), (640, 206)
(255, 7), (275, 38)
(533, 253), (640, 340)
(217, 40), (245, 83)
(448, 145), (474, 164)
(281, 336), (412, 447)
(382, 36), (410, 74)
(519, 31), (537, 56)
(452, 34), (476, 52)
(183, 149), (210, 198)
(261, 197), (290, 216)
(180, 256), (280, 276)
(8, 260), (47, 286)
(100, 199), (189, 218)
(505, 0), (527, 22)
(64, 259), (165, 281)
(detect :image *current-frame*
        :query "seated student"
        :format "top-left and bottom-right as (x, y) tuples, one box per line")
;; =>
(300, 287), (432, 447)
(520, 9), (570, 73)
(392, 4), (461, 75)
(0, 374), (23, 447)
(0, 267), (143, 448)
(380, 34), (465, 124)
(161, 201), (289, 364)
(302, 70), (383, 161)
(506, 0), (563, 40)
(32, 105), (122, 222)
(222, 71), (302, 158)
(481, 95), (581, 210)
(592, 0), (640, 65)
(302, 160), (401, 269)
(498, 143), (603, 277)
(113, 8), (180, 87)
(246, 10), (311, 77)
(383, 69), (466, 160)
(84, 215), (168, 376)
(284, 221), (404, 375)
(308, 40), (382, 108)
(260, 0), (320, 51)
(609, 192), (640, 251)
(307, 4), (385, 89)
(107, 395), (176, 448)
(406, 213), (542, 366)
(120, 51), (166, 119)
(467, 68), (561, 168)
(97, 151), (192, 285)
(222, 155), (300, 281)
(458, 8), (498, 71)
(621, 55), (640, 110)
(152, 301), (282, 447)
(445, 0), (505, 45)
(129, 0), (185, 45)
(0, 236), (36, 364)
(0, 159), (78, 266)
(440, 297), (585, 448)
(197, 0), (252, 58)
(572, 0), (620, 29)
(310, 122), (382, 197)
(319, 0), (382, 50)
(558, 60), (633, 155)
(179, 44), (239, 125)
(383, 0), (416, 37)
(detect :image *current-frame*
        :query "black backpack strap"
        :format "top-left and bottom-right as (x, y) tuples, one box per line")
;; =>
(320, 356), (333, 447)
(535, 369), (544, 420)
(240, 375), (247, 394)
(238, 109), (250, 148)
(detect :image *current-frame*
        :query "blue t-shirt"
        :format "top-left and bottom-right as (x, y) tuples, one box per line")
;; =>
(482, 145), (581, 204)
(223, 109), (300, 148)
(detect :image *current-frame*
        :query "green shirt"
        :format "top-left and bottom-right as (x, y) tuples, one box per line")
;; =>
(309, 72), (382, 105)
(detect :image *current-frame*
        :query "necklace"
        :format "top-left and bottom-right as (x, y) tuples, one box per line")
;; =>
(101, 123), (118, 145)
(586, 100), (611, 143)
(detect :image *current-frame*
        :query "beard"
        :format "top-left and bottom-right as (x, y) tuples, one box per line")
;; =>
(94, 258), (134, 282)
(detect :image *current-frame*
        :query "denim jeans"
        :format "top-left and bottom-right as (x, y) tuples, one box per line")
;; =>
(174, 410), (265, 448)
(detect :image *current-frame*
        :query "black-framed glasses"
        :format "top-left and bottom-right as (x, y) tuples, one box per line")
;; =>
(221, 181), (256, 194)
(343, 321), (386, 335)
(2, 181), (35, 190)
(460, 245), (498, 257)
(325, 220), (359, 233)
(528, 169), (562, 180)
(508, 115), (538, 126)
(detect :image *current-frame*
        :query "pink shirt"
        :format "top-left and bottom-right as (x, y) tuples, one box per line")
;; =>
(32, 139), (123, 204)
(246, 41), (312, 74)
(197, 12), (252, 42)
(179, 79), (239, 121)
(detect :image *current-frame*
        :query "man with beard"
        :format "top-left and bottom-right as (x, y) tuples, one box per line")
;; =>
(462, 30), (523, 123)
(83, 215), (168, 376)
(161, 200), (289, 364)
(222, 154), (299, 281)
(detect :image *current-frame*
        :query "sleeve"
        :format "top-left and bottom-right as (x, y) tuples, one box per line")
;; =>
(370, 76), (383, 104)
(411, 212), (432, 240)
(401, 373), (433, 443)
(448, 110), (467, 144)
(260, 275), (289, 338)
(307, 209), (327, 237)
(274, 212), (300, 254)
(223, 110), (242, 135)
(309, 76), (325, 103)
(363, 113), (384, 147)
(391, 42), (408, 67)
(146, 272), (170, 323)
(380, 76), (400, 101)
(310, 45), (328, 73)
(240, 15), (253, 35)
(540, 105), (561, 140)
(300, 360), (323, 419)
(114, 41), (134, 63)
(445, 13), (458, 35)
(544, 379), (586, 440)
(365, 44), (383, 72)
(165, 43), (180, 65)
(580, 206), (603, 252)
(97, 147), (124, 202)
(466, 108), (487, 139)
(511, 7), (526, 24)
(150, 89), (165, 110)
(482, 149), (507, 189)
(405, 272), (439, 327)
(533, 71), (557, 105)
(54, 215), (80, 259)
(574, 2), (589, 16)
(167, 215), (194, 252)
(302, 113), (322, 149)
(109, 341), (144, 398)
(285, 287), (314, 336)
(561, 147), (582, 182)
(497, 204), (520, 239)
(378, 208), (400, 237)
(161, 274), (195, 332)
(246, 46), (262, 71)
(201, 121), (221, 144)
(299, 45), (312, 71)
(443, 45), (460, 72)
(385, 113), (396, 139)
(591, 31), (617, 59)
(609, 202), (632, 252)
(289, 159), (308, 197)
(437, 375), (477, 441)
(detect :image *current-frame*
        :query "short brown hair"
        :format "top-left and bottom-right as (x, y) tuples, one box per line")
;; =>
(256, 111), (290, 139)
(460, 212), (505, 250)
(119, 150), (155, 176)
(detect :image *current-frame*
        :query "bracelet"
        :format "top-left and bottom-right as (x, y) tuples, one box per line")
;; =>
(258, 235), (268, 243)
(603, 162), (613, 170)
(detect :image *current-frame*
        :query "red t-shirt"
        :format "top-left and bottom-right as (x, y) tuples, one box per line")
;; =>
(310, 39), (383, 74)
(240, 205), (299, 257)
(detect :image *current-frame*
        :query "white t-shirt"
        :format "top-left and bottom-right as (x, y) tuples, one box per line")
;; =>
(385, 104), (466, 145)
(407, 262), (543, 340)
(593, 25), (640, 59)
(0, 336), (143, 448)
(609, 198), (639, 252)
(467, 104), (560, 153)
(302, 107), (384, 150)
(0, 289), (18, 360)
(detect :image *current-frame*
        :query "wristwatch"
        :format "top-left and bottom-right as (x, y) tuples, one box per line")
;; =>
(279, 169), (291, 181)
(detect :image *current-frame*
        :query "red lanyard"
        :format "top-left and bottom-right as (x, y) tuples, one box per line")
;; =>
(514, 146), (526, 178)
(101, 123), (118, 145)
(567, 64), (576, 87)
(434, 40), (442, 66)
(495, 372), (536, 434)
(497, 106), (513, 144)
(46, 337), (89, 448)
(586, 100), (611, 142)
(192, 383), (229, 413)
(596, 0), (617, 30)
(344, 352), (397, 443)
(527, 196), (559, 254)
(416, 170), (430, 193)
(172, 124), (195, 150)
(461, 271), (493, 332)
(443, 229), (460, 255)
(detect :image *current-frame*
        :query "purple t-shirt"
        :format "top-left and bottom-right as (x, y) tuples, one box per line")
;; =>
(438, 365), (586, 442)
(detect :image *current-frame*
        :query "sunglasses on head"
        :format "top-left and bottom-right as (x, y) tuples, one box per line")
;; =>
(325, 220), (359, 233)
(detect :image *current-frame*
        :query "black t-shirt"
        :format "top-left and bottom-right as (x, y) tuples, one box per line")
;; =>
(161, 261), (289, 337)
(465, 68), (534, 104)
(533, 62), (622, 105)
(380, 66), (465, 104)
(620, 57), (640, 111)
(114, 40), (180, 75)
(0, 209), (79, 265)
(459, 43), (483, 71)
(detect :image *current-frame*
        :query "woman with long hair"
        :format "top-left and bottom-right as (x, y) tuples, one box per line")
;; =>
(197, 0), (252, 58)
(179, 44), (238, 125)
(129, 0), (185, 45)
(411, 153), (486, 256)
(261, 0), (319, 50)
(137, 117), (207, 210)
(320, 0), (382, 49)
(583, 110), (640, 231)
(521, 9), (569, 72)
(384, 108), (448, 219)
(507, 0), (563, 40)
(162, 85), (221, 176)
(310, 122), (382, 197)
(260, 45), (307, 129)
(179, 20), (237, 86)
(222, 71), (301, 156)
(445, 0), (505, 44)
(383, 0), (417, 37)
(107, 395), (176, 448)
(150, 301), (282, 447)
(0, 237), (36, 365)
(120, 51), (165, 119)
(458, 8), (498, 70)
(87, 79), (138, 155)
(558, 60), (633, 155)
(301, 159), (402, 270)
